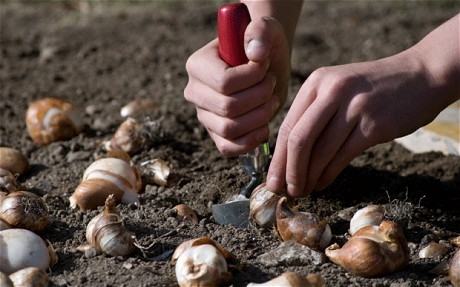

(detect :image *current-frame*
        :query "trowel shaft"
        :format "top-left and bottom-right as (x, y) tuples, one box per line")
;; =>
(218, 3), (270, 195)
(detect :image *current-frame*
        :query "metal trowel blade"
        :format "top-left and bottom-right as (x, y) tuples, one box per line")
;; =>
(211, 195), (250, 228)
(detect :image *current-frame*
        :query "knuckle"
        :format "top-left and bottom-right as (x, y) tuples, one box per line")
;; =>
(183, 84), (193, 102)
(216, 99), (236, 118)
(213, 73), (232, 95)
(219, 121), (234, 138)
(277, 122), (293, 140)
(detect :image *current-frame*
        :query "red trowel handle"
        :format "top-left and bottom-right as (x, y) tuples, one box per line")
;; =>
(218, 3), (251, 67)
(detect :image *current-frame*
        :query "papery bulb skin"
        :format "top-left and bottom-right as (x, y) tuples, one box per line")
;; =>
(249, 183), (282, 228)
(349, 205), (385, 236)
(325, 220), (409, 278)
(107, 117), (143, 155)
(26, 97), (83, 146)
(0, 147), (29, 176)
(174, 244), (231, 287)
(276, 197), (331, 250)
(0, 168), (20, 193)
(70, 157), (141, 210)
(419, 242), (448, 259)
(173, 204), (199, 224)
(0, 271), (13, 287)
(85, 195), (135, 256)
(9, 267), (49, 287)
(450, 249), (460, 287)
(171, 237), (234, 287)
(0, 191), (49, 233)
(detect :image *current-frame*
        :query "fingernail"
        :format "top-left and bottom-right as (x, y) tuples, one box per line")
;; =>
(266, 175), (280, 190)
(246, 39), (266, 60)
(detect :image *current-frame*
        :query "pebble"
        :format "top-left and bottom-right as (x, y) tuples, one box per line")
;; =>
(67, 151), (91, 162)
(256, 241), (328, 267)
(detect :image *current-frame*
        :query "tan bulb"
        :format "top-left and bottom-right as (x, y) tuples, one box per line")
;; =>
(85, 194), (135, 256)
(276, 197), (331, 250)
(26, 97), (83, 145)
(249, 183), (282, 228)
(70, 157), (141, 210)
(0, 147), (29, 176)
(325, 220), (409, 278)
(0, 191), (49, 233)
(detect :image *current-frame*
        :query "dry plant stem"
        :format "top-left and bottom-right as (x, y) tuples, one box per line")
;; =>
(134, 226), (181, 260)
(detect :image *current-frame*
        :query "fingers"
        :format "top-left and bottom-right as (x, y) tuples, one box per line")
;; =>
(266, 68), (366, 197)
(184, 16), (290, 157)
(315, 124), (372, 191)
(207, 125), (270, 156)
(186, 72), (276, 119)
(303, 104), (359, 193)
(196, 93), (278, 142)
(185, 39), (270, 96)
(245, 16), (287, 62)
(266, 80), (321, 194)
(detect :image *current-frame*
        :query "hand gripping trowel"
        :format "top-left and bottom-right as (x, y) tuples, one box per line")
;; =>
(211, 3), (270, 228)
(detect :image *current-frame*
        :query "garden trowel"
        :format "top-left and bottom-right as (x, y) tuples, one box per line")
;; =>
(211, 3), (270, 228)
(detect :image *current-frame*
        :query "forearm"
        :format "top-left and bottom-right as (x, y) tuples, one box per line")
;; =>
(241, 0), (303, 52)
(410, 13), (460, 107)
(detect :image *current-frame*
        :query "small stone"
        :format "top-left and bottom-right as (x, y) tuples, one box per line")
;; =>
(256, 241), (328, 267)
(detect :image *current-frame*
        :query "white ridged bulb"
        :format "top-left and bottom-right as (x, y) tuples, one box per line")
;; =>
(175, 244), (229, 287)
(85, 194), (135, 256)
(70, 157), (141, 210)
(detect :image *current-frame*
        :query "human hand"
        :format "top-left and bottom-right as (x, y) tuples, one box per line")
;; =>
(266, 51), (448, 197)
(184, 16), (291, 156)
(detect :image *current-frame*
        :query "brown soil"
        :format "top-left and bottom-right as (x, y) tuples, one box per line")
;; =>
(1, 1), (459, 286)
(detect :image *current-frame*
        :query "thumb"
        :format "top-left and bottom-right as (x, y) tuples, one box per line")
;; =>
(245, 16), (286, 62)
